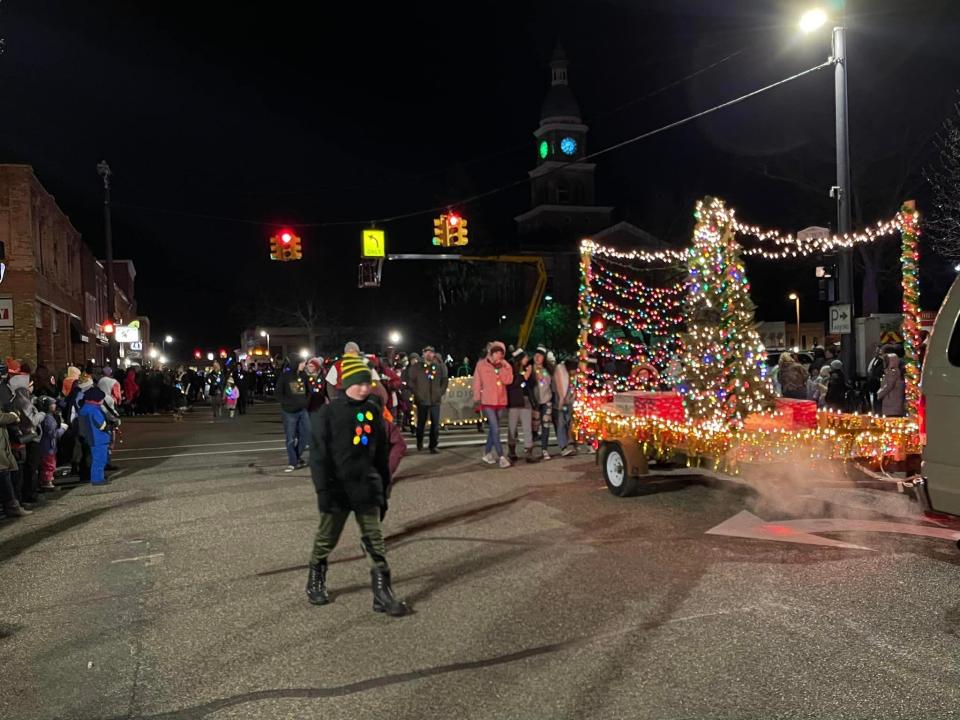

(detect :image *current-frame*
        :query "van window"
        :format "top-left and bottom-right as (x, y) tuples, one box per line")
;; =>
(949, 310), (960, 366)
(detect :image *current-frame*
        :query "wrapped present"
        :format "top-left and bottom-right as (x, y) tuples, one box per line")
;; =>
(614, 391), (685, 423)
(774, 397), (818, 429)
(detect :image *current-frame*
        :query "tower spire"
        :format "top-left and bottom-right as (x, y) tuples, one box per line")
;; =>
(550, 41), (568, 86)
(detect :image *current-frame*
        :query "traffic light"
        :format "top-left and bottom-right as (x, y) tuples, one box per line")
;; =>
(432, 214), (469, 247)
(102, 320), (115, 335)
(270, 230), (302, 261)
(194, 349), (202, 360)
(450, 215), (469, 246)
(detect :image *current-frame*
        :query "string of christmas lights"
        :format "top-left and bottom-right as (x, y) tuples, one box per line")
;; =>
(677, 198), (774, 426)
(899, 202), (922, 417)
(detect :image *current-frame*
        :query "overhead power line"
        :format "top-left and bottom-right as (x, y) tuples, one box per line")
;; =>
(115, 58), (834, 230)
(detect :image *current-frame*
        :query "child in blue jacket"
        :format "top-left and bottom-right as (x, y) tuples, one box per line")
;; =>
(78, 387), (111, 485)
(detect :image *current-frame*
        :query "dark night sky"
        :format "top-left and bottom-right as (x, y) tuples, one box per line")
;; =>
(1, 0), (958, 355)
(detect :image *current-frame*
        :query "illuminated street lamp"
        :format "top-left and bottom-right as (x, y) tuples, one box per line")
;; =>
(799, 7), (856, 373)
(788, 293), (801, 350)
(162, 334), (174, 353)
(148, 347), (159, 360)
(206, 352), (215, 362)
(299, 348), (310, 360)
(798, 8), (827, 33)
(388, 330), (402, 345)
(260, 329), (270, 357)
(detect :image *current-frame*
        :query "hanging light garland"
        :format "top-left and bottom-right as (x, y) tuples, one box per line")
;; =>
(898, 201), (922, 417)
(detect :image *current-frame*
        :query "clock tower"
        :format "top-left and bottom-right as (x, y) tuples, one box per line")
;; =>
(515, 43), (613, 238)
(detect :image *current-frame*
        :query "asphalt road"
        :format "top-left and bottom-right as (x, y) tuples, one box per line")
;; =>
(2, 402), (960, 720)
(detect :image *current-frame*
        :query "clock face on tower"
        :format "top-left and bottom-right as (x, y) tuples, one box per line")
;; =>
(538, 140), (549, 160)
(560, 136), (577, 156)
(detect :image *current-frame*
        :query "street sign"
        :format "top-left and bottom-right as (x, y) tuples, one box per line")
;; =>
(0, 298), (12, 328)
(829, 304), (852, 334)
(130, 341), (143, 351)
(115, 325), (140, 343)
(362, 229), (385, 258)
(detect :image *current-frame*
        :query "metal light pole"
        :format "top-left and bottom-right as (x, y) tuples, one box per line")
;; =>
(97, 161), (117, 367)
(832, 24), (856, 375)
(789, 293), (801, 349)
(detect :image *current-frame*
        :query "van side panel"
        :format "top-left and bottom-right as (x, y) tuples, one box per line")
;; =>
(921, 275), (960, 516)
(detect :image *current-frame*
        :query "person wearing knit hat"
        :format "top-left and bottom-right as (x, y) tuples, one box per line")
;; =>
(407, 345), (448, 453)
(305, 352), (408, 616)
(304, 357), (327, 413)
(472, 340), (514, 467)
(10, 374), (45, 504)
(5, 358), (21, 375)
(78, 386), (111, 485)
(325, 341), (382, 401)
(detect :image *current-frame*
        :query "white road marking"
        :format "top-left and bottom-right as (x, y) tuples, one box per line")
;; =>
(111, 553), (164, 564)
(114, 438), (283, 453)
(118, 446), (285, 461)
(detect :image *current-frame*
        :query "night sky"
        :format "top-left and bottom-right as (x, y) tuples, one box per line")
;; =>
(1, 0), (958, 356)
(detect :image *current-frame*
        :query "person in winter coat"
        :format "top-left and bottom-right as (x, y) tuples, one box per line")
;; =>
(277, 360), (310, 472)
(877, 353), (906, 417)
(472, 341), (514, 467)
(61, 366), (81, 398)
(38, 397), (66, 490)
(305, 355), (408, 616)
(33, 365), (57, 399)
(553, 358), (577, 456)
(506, 349), (538, 464)
(78, 386), (111, 485)
(778, 353), (808, 400)
(10, 374), (45, 505)
(224, 377), (240, 418)
(97, 366), (123, 411)
(304, 357), (327, 413)
(407, 345), (449, 454)
(206, 363), (225, 418)
(810, 366), (831, 408)
(825, 359), (848, 412)
(0, 402), (28, 517)
(123, 368), (140, 415)
(531, 347), (554, 460)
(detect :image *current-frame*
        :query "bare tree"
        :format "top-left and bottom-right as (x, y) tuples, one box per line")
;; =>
(925, 100), (960, 261)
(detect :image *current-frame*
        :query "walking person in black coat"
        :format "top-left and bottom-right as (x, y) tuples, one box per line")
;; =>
(305, 355), (408, 616)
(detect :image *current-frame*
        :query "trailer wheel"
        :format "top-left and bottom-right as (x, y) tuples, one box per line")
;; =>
(600, 443), (639, 497)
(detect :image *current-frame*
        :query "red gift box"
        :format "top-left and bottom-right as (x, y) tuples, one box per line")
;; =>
(631, 391), (685, 423)
(774, 397), (818, 430)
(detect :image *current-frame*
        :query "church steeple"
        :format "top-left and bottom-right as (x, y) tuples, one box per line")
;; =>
(550, 42), (569, 86)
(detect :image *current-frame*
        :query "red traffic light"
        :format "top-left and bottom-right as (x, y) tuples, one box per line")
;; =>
(219, 349), (228, 358)
(194, 349), (202, 360)
(280, 231), (293, 245)
(448, 214), (460, 227)
(102, 320), (115, 335)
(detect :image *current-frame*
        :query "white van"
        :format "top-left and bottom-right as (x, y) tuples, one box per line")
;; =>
(916, 274), (960, 516)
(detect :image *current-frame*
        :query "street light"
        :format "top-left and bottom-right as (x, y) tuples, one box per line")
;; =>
(148, 347), (159, 360)
(206, 352), (215, 362)
(299, 348), (310, 360)
(800, 8), (855, 373)
(259, 329), (270, 355)
(788, 293), (801, 350)
(388, 330), (402, 345)
(162, 334), (174, 354)
(798, 8), (827, 33)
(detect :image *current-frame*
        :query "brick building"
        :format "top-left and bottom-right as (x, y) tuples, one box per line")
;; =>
(0, 164), (145, 371)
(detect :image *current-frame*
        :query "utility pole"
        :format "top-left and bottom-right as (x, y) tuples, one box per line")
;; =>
(97, 161), (117, 367)
(832, 25), (856, 375)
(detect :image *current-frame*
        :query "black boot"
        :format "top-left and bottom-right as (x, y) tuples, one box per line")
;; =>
(370, 567), (409, 617)
(305, 560), (330, 605)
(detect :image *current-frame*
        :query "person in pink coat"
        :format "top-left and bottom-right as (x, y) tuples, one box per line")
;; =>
(472, 341), (514, 467)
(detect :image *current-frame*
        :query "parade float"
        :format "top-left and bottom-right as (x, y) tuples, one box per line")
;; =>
(574, 196), (924, 496)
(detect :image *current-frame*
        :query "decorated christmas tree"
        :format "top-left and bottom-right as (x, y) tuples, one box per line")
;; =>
(678, 197), (774, 425)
